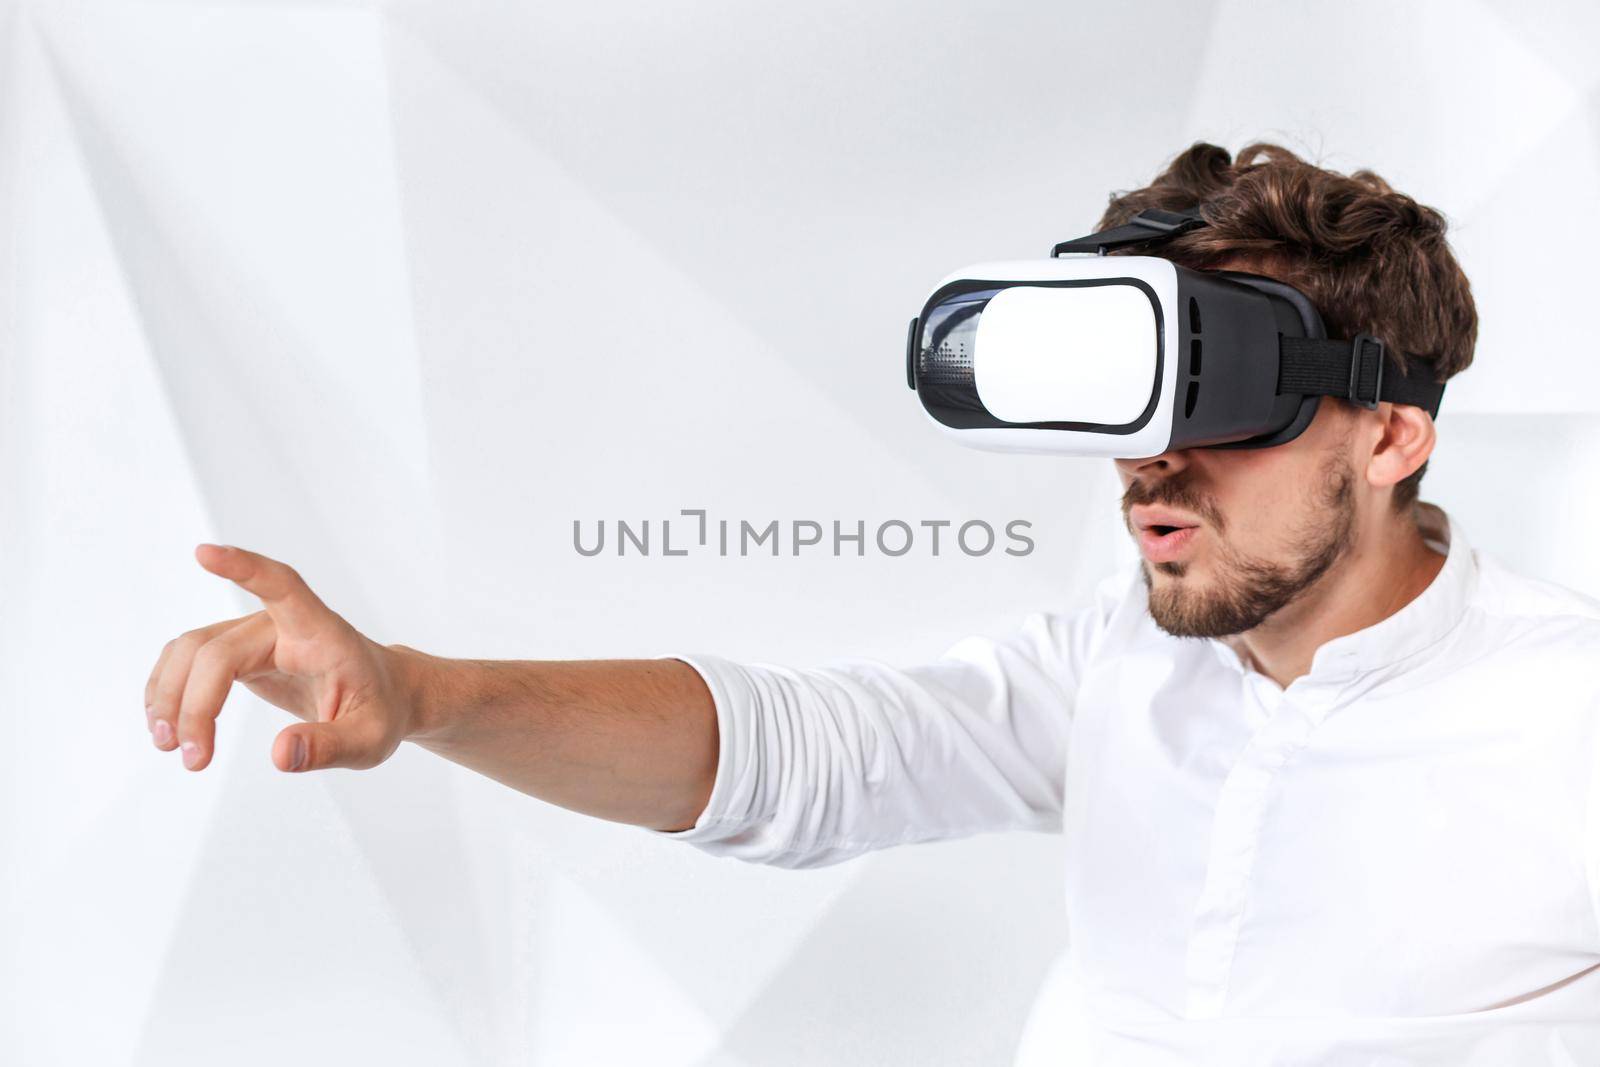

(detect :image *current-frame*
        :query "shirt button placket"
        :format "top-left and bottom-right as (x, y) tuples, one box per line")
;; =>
(1182, 680), (1320, 1019)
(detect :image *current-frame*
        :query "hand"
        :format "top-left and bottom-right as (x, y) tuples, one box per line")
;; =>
(144, 544), (417, 774)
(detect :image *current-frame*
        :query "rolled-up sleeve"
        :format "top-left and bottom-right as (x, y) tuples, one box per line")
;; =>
(649, 580), (1123, 868)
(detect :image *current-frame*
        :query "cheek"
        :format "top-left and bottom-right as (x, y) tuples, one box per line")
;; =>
(1205, 452), (1318, 546)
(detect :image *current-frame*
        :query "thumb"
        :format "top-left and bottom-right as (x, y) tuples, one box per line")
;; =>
(273, 719), (388, 773)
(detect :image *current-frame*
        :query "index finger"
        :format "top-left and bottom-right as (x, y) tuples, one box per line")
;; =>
(194, 544), (334, 637)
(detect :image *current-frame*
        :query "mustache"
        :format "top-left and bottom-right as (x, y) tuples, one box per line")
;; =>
(1121, 473), (1225, 532)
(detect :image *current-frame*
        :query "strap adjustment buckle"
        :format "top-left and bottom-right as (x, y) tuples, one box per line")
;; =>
(1131, 208), (1205, 234)
(1349, 333), (1385, 410)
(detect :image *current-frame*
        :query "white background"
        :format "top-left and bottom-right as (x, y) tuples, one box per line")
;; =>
(4, 2), (1600, 1064)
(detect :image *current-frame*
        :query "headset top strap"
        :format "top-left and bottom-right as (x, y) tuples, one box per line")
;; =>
(1051, 207), (1206, 257)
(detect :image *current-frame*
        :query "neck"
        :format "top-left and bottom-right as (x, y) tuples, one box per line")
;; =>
(1224, 503), (1447, 689)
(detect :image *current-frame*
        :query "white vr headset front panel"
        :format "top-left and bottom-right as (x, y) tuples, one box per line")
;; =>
(922, 256), (1181, 458)
(972, 284), (1158, 426)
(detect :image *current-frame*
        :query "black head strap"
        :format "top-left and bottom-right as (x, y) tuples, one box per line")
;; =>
(1279, 335), (1446, 418)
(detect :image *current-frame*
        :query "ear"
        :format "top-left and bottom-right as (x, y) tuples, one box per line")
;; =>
(1364, 402), (1436, 492)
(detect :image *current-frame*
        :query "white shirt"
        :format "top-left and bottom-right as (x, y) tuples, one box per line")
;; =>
(653, 504), (1600, 1064)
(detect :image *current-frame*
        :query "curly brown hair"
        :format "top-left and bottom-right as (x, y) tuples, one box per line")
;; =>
(1097, 142), (1477, 511)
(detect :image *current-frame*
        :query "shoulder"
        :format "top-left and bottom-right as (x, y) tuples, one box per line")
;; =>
(1469, 549), (1600, 638)
(1459, 549), (1600, 682)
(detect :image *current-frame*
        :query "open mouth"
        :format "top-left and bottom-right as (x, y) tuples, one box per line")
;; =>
(1136, 522), (1201, 564)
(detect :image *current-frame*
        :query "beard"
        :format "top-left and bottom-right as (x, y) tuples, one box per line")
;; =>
(1126, 449), (1358, 639)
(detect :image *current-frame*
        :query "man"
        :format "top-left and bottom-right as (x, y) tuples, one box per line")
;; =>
(144, 143), (1600, 1063)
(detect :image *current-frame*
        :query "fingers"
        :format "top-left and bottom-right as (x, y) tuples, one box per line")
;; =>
(194, 544), (336, 638)
(146, 613), (260, 754)
(174, 613), (278, 771)
(154, 545), (381, 776)
(273, 719), (391, 774)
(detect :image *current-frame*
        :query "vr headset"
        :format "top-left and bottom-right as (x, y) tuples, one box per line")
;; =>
(905, 208), (1446, 457)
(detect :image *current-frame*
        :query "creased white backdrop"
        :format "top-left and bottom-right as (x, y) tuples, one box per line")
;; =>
(3, 1), (1599, 1065)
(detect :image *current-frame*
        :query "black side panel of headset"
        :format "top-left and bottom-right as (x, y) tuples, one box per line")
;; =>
(1192, 270), (1326, 450)
(1166, 267), (1303, 450)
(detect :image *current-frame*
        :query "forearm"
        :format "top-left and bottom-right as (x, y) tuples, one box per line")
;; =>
(389, 647), (718, 833)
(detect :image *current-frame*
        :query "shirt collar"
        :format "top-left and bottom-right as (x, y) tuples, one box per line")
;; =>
(1208, 502), (1477, 684)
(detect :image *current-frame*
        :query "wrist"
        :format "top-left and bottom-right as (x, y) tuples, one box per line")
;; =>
(384, 642), (454, 743)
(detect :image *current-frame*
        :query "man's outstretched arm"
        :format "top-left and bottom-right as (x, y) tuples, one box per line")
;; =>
(143, 544), (718, 833)
(400, 653), (718, 832)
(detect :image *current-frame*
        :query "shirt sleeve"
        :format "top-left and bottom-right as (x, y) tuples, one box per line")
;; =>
(646, 570), (1129, 869)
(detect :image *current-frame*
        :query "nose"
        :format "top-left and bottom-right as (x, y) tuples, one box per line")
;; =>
(1113, 449), (1192, 484)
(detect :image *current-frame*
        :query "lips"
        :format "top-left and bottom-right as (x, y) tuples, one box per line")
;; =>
(1138, 524), (1200, 563)
(1128, 506), (1203, 564)
(1130, 506), (1200, 531)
